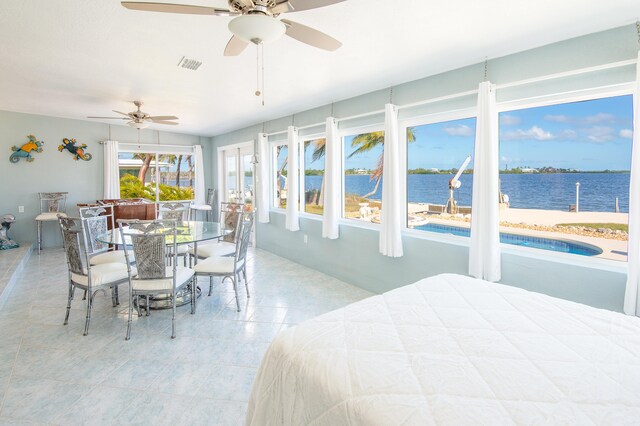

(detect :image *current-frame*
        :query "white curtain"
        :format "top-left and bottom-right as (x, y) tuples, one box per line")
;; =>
(285, 126), (300, 231)
(469, 81), (501, 282)
(193, 145), (206, 206)
(103, 140), (120, 199)
(624, 50), (640, 315)
(322, 117), (340, 239)
(257, 133), (270, 224)
(379, 104), (403, 257)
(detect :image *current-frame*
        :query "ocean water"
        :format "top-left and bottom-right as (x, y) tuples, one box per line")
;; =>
(304, 173), (630, 213)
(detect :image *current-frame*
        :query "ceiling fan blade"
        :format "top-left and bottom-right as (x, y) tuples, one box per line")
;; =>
(281, 19), (342, 51)
(113, 110), (132, 116)
(287, 0), (346, 12)
(149, 115), (179, 121)
(270, 1), (292, 15)
(224, 35), (249, 56)
(151, 120), (179, 125)
(121, 2), (236, 16)
(87, 116), (129, 119)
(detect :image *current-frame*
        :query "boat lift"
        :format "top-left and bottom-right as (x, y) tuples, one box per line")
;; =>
(445, 155), (471, 214)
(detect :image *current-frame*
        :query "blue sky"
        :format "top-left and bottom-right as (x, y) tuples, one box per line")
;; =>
(342, 94), (634, 172)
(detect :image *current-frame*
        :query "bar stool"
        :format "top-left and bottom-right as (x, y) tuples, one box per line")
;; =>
(35, 192), (68, 254)
(189, 188), (217, 221)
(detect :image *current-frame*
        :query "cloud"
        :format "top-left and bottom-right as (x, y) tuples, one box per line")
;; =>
(500, 115), (521, 126)
(585, 113), (615, 124)
(620, 129), (633, 139)
(584, 126), (615, 143)
(544, 114), (569, 123)
(502, 126), (555, 141)
(443, 124), (473, 137)
(559, 129), (577, 139)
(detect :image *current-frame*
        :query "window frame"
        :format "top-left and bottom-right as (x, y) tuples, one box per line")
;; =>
(270, 139), (289, 211)
(399, 108), (478, 237)
(338, 123), (386, 227)
(299, 132), (326, 219)
(117, 143), (197, 204)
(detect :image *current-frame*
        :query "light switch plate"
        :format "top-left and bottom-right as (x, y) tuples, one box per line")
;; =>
(18, 206), (24, 213)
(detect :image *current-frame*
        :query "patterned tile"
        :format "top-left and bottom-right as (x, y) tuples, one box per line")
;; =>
(0, 247), (372, 424)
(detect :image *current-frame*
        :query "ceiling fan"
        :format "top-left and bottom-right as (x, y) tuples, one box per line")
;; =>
(88, 101), (179, 129)
(121, 0), (345, 56)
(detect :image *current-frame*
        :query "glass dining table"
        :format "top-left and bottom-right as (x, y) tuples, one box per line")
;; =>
(97, 221), (231, 309)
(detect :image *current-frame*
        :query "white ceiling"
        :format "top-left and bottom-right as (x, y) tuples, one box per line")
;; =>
(1, 0), (639, 136)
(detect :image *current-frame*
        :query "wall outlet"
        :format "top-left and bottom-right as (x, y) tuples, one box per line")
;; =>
(303, 234), (308, 244)
(18, 206), (24, 213)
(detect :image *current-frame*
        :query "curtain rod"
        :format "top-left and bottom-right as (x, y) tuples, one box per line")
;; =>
(264, 57), (637, 137)
(100, 141), (203, 149)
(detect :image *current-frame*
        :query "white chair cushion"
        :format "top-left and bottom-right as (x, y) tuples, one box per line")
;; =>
(71, 263), (134, 287)
(35, 212), (67, 221)
(189, 241), (235, 258)
(90, 250), (127, 265)
(190, 204), (212, 211)
(176, 245), (190, 255)
(193, 256), (242, 275)
(132, 266), (195, 292)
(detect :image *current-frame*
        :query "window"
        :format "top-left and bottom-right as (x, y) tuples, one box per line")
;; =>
(406, 118), (476, 235)
(302, 137), (326, 215)
(343, 130), (384, 222)
(498, 95), (633, 261)
(273, 144), (288, 209)
(118, 150), (194, 202)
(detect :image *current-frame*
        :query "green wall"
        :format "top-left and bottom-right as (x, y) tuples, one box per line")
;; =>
(0, 110), (213, 247)
(211, 24), (636, 312)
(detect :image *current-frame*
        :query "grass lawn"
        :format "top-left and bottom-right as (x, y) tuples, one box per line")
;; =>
(557, 223), (628, 232)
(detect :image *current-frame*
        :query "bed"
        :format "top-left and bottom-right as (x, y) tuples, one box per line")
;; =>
(247, 273), (640, 425)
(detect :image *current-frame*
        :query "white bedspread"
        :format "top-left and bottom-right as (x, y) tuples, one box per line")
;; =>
(247, 273), (640, 425)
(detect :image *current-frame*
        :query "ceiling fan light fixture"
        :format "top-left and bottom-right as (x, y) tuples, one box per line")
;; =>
(128, 120), (151, 129)
(228, 14), (286, 44)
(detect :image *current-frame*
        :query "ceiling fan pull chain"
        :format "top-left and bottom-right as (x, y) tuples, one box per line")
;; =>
(261, 43), (266, 106)
(255, 43), (261, 98)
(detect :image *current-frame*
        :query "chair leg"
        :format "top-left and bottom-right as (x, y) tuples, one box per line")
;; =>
(82, 290), (87, 301)
(171, 293), (177, 339)
(111, 286), (117, 307)
(191, 278), (196, 315)
(83, 290), (93, 336)
(242, 266), (250, 298)
(115, 285), (120, 305)
(126, 293), (133, 341)
(64, 284), (74, 325)
(135, 295), (142, 317)
(232, 274), (240, 312)
(146, 296), (150, 316)
(208, 276), (213, 296)
(36, 221), (42, 254)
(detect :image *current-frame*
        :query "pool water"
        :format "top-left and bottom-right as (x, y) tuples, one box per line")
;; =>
(413, 223), (603, 256)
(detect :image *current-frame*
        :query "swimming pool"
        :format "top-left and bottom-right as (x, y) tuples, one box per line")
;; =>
(413, 223), (603, 256)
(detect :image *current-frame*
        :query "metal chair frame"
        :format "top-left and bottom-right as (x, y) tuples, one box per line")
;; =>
(36, 192), (68, 254)
(118, 219), (196, 340)
(58, 215), (129, 336)
(194, 212), (253, 311)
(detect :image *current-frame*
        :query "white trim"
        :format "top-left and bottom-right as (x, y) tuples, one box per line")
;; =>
(496, 82), (635, 112)
(338, 217), (380, 231)
(402, 227), (471, 248)
(299, 132), (326, 215)
(340, 124), (385, 219)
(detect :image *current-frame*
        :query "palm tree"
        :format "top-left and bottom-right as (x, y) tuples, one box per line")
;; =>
(348, 129), (415, 198)
(132, 153), (154, 183)
(175, 155), (183, 187)
(307, 139), (326, 206)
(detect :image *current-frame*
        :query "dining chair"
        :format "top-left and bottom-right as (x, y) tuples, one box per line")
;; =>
(188, 201), (244, 261)
(58, 215), (132, 336)
(193, 211), (254, 312)
(118, 219), (196, 340)
(78, 204), (127, 265)
(36, 192), (68, 254)
(158, 202), (189, 266)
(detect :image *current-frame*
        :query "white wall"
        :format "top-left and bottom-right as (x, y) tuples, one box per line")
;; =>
(0, 110), (213, 247)
(210, 24), (637, 312)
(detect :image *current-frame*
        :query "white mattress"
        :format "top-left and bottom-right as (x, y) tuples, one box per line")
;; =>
(247, 273), (640, 425)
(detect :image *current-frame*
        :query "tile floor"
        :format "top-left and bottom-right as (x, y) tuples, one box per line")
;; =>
(0, 248), (372, 425)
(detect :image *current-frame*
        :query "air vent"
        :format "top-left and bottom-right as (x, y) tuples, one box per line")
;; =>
(177, 56), (203, 71)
